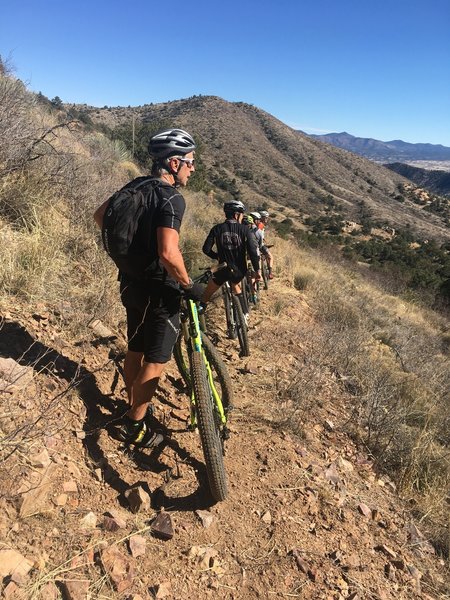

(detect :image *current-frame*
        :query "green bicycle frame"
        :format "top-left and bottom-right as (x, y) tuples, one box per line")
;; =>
(183, 299), (227, 428)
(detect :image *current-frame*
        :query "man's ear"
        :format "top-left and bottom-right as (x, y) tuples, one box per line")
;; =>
(168, 157), (178, 170)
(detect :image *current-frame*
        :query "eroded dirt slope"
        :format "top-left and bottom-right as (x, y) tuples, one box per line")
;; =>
(0, 280), (448, 599)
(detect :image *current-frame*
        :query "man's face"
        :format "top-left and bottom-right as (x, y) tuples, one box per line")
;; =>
(237, 213), (244, 223)
(170, 152), (195, 186)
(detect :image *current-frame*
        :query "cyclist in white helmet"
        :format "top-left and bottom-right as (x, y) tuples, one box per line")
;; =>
(94, 128), (204, 450)
(257, 209), (274, 279)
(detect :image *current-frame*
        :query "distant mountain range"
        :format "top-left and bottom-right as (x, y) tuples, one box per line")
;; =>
(308, 131), (450, 162)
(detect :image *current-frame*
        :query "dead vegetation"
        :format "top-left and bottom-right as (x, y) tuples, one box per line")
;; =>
(261, 243), (450, 558)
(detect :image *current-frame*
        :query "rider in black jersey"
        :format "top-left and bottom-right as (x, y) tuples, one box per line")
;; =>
(94, 129), (203, 450)
(202, 200), (261, 308)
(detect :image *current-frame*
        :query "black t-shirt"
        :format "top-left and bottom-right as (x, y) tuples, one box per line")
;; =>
(120, 177), (185, 288)
(202, 219), (260, 274)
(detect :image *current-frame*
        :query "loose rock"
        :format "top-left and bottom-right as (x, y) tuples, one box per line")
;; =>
(124, 486), (150, 513)
(155, 580), (172, 598)
(101, 545), (134, 593)
(129, 534), (146, 558)
(63, 480), (78, 494)
(80, 511), (97, 530)
(151, 512), (174, 540)
(60, 579), (90, 600)
(29, 449), (51, 469)
(195, 509), (215, 529)
(357, 503), (372, 518)
(19, 464), (58, 518)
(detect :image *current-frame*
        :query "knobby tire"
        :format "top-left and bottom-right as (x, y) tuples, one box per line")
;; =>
(262, 260), (269, 290)
(241, 277), (251, 313)
(223, 287), (237, 339)
(173, 333), (234, 412)
(233, 295), (250, 357)
(190, 351), (228, 502)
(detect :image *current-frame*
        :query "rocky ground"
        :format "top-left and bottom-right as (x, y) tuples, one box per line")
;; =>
(0, 279), (448, 599)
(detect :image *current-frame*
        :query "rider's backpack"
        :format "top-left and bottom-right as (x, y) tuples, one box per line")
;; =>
(101, 177), (162, 280)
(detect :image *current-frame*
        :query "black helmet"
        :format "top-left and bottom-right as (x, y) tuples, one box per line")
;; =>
(148, 128), (196, 160)
(224, 200), (245, 214)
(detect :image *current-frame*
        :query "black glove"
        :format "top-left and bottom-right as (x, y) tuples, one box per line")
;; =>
(183, 282), (205, 302)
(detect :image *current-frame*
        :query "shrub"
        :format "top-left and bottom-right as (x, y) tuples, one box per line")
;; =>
(293, 269), (315, 290)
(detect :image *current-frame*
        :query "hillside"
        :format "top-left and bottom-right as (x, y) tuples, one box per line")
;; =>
(74, 97), (450, 243)
(1, 269), (449, 599)
(1, 71), (449, 599)
(308, 132), (450, 163)
(386, 163), (450, 197)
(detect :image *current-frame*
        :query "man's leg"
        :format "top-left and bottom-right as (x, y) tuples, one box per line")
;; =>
(119, 362), (165, 447)
(123, 350), (143, 403)
(128, 361), (166, 421)
(118, 285), (170, 448)
(202, 278), (221, 303)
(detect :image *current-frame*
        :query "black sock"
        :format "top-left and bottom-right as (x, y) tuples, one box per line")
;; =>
(122, 415), (144, 433)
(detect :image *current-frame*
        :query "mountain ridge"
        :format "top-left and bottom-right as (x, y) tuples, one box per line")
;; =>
(73, 96), (450, 242)
(308, 131), (450, 162)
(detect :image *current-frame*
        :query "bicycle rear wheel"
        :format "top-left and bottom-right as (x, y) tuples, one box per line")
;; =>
(173, 333), (234, 413)
(233, 295), (250, 357)
(190, 351), (228, 502)
(261, 259), (269, 290)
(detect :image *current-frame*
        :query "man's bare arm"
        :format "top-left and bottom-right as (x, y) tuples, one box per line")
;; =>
(157, 227), (190, 287)
(93, 199), (110, 229)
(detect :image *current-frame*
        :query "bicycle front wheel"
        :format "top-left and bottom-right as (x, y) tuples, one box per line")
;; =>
(241, 277), (251, 313)
(223, 287), (237, 339)
(173, 333), (234, 413)
(190, 351), (228, 502)
(233, 295), (250, 357)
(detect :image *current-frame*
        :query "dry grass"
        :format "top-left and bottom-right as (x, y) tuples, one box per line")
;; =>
(271, 241), (450, 556)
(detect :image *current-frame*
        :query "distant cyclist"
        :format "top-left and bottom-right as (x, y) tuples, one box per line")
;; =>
(247, 212), (264, 253)
(257, 209), (274, 279)
(202, 201), (261, 313)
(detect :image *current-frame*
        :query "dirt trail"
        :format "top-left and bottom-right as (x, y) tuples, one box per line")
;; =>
(0, 279), (448, 599)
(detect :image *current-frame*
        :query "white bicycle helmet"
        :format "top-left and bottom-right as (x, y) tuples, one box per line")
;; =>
(224, 200), (246, 214)
(148, 128), (196, 159)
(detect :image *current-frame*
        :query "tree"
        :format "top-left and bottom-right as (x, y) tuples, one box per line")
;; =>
(51, 96), (63, 108)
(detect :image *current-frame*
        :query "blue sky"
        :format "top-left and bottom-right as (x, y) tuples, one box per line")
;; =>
(1, 0), (449, 145)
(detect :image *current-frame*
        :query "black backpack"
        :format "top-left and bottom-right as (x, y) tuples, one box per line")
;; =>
(101, 177), (163, 280)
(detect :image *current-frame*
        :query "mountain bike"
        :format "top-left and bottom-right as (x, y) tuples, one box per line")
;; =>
(261, 255), (270, 290)
(173, 292), (232, 502)
(260, 244), (274, 290)
(242, 264), (260, 312)
(222, 281), (250, 357)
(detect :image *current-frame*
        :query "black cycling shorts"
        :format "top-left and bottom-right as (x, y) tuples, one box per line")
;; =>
(120, 281), (181, 363)
(261, 245), (270, 256)
(212, 264), (244, 286)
